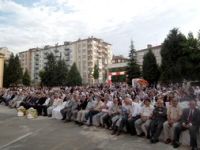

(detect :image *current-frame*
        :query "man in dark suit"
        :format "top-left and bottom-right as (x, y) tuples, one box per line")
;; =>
(173, 99), (200, 150)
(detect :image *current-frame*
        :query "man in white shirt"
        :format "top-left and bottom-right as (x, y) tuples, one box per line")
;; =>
(163, 97), (182, 144)
(127, 98), (141, 135)
(135, 98), (153, 137)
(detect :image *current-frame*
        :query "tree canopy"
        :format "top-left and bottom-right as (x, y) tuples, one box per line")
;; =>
(126, 40), (141, 84)
(142, 49), (160, 86)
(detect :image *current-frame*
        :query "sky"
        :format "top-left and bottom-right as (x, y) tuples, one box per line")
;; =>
(0, 0), (200, 56)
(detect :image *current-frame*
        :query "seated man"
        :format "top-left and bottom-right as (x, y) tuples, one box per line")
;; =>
(149, 99), (167, 143)
(76, 93), (95, 124)
(85, 94), (104, 126)
(111, 97), (132, 136)
(135, 98), (153, 137)
(163, 97), (182, 144)
(127, 98), (141, 135)
(173, 99), (200, 150)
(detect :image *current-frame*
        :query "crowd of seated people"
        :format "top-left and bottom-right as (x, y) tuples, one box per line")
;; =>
(0, 84), (200, 150)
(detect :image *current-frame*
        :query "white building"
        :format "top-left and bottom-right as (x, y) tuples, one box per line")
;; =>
(19, 37), (112, 84)
(136, 44), (162, 67)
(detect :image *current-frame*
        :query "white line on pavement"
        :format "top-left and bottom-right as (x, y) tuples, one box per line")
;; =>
(0, 132), (33, 150)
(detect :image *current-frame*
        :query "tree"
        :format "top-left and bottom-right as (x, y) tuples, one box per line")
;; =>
(4, 54), (23, 87)
(55, 59), (68, 86)
(67, 63), (82, 86)
(142, 49), (160, 87)
(160, 28), (187, 84)
(126, 40), (141, 84)
(42, 53), (57, 86)
(22, 69), (31, 86)
(93, 64), (99, 83)
(14, 55), (23, 84)
(178, 32), (200, 81)
(3, 62), (9, 87)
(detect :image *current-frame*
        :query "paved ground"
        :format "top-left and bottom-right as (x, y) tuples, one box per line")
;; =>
(0, 105), (188, 150)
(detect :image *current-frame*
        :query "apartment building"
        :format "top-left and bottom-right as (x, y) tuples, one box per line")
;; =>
(136, 44), (162, 67)
(71, 37), (112, 84)
(19, 37), (112, 84)
(0, 47), (12, 61)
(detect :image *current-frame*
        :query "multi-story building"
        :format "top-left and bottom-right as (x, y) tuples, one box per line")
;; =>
(136, 44), (162, 67)
(19, 37), (112, 84)
(19, 42), (72, 83)
(0, 47), (12, 61)
(71, 37), (112, 84)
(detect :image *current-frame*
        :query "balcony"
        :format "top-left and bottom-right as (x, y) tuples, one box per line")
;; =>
(88, 62), (93, 67)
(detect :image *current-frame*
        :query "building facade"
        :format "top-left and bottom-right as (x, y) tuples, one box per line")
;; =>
(136, 44), (162, 67)
(19, 37), (112, 84)
(71, 37), (112, 84)
(0, 47), (12, 61)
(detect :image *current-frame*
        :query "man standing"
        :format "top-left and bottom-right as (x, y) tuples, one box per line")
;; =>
(163, 97), (182, 144)
(173, 99), (200, 150)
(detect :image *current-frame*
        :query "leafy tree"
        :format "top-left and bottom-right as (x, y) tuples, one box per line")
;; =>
(67, 63), (82, 86)
(160, 28), (187, 84)
(55, 59), (68, 86)
(142, 49), (160, 87)
(3, 62), (9, 87)
(5, 54), (23, 87)
(126, 40), (141, 84)
(14, 55), (23, 84)
(22, 69), (31, 86)
(178, 32), (200, 81)
(93, 64), (99, 83)
(42, 53), (57, 86)
(39, 70), (46, 86)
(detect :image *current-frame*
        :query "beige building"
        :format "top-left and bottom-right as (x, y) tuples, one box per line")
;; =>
(0, 54), (4, 88)
(136, 44), (162, 67)
(19, 48), (34, 76)
(19, 37), (112, 84)
(0, 47), (12, 61)
(71, 37), (112, 84)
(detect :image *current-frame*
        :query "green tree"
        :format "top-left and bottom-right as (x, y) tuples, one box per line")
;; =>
(55, 59), (68, 86)
(14, 55), (23, 84)
(5, 54), (23, 86)
(178, 32), (200, 81)
(93, 64), (99, 83)
(67, 63), (82, 86)
(22, 69), (31, 86)
(142, 49), (160, 86)
(42, 53), (57, 86)
(3, 62), (9, 87)
(160, 28), (187, 84)
(126, 40), (141, 84)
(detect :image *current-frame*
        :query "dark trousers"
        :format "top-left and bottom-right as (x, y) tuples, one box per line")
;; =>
(103, 114), (112, 128)
(36, 105), (48, 116)
(149, 119), (164, 140)
(174, 123), (199, 148)
(61, 108), (72, 120)
(118, 115), (128, 132)
(87, 110), (99, 125)
(127, 115), (140, 135)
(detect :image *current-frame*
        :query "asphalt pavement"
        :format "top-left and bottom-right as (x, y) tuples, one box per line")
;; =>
(0, 105), (188, 150)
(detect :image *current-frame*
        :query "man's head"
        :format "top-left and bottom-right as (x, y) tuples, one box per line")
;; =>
(189, 99), (197, 109)
(157, 99), (164, 108)
(171, 97), (178, 107)
(144, 98), (151, 106)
